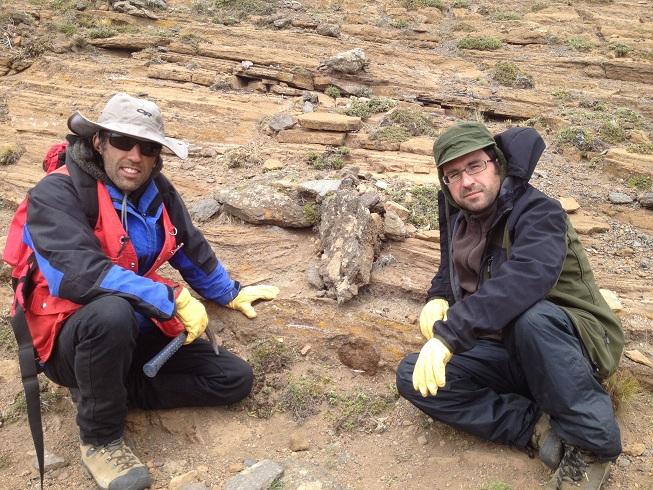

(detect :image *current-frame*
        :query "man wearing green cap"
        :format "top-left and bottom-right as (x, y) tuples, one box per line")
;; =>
(396, 121), (624, 489)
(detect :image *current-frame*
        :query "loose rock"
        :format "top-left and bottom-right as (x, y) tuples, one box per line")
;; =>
(263, 159), (285, 171)
(608, 192), (633, 204)
(268, 113), (297, 132)
(31, 450), (67, 472)
(318, 48), (369, 74)
(215, 185), (314, 228)
(316, 23), (340, 38)
(599, 288), (623, 311)
(623, 443), (646, 457)
(223, 460), (284, 490)
(306, 264), (325, 289)
(190, 198), (221, 223)
(299, 179), (341, 198)
(624, 350), (653, 368)
(336, 336), (380, 375)
(289, 432), (310, 452)
(169, 470), (199, 490)
(384, 211), (407, 240)
(639, 192), (653, 209)
(384, 201), (410, 220)
(559, 197), (580, 213)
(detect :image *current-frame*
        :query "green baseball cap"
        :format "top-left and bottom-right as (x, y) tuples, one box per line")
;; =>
(433, 121), (496, 167)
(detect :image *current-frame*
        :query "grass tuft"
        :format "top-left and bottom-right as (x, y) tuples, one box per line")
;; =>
(303, 202), (319, 224)
(279, 374), (328, 422)
(224, 144), (262, 168)
(4, 380), (63, 423)
(212, 0), (275, 20)
(626, 143), (653, 155)
(609, 43), (631, 57)
(0, 315), (17, 353)
(625, 174), (652, 190)
(401, 0), (445, 10)
(603, 370), (641, 413)
(343, 97), (397, 119)
(567, 36), (593, 52)
(327, 390), (394, 433)
(249, 338), (293, 376)
(493, 11), (521, 21)
(407, 185), (439, 229)
(324, 85), (341, 99)
(384, 109), (434, 136)
(479, 482), (513, 490)
(306, 146), (349, 170)
(0, 144), (25, 166)
(555, 127), (595, 152)
(370, 126), (411, 143)
(457, 36), (502, 51)
(493, 61), (533, 88)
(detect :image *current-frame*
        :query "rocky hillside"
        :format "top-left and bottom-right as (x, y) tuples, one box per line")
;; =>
(0, 1), (652, 489)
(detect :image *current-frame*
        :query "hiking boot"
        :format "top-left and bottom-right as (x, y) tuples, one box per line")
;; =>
(529, 413), (563, 469)
(80, 438), (151, 490)
(545, 444), (611, 490)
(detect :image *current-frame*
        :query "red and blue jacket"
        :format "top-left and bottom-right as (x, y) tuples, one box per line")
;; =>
(6, 148), (239, 362)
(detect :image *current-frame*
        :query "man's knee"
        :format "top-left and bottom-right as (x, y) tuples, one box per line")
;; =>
(78, 296), (138, 343)
(233, 360), (254, 402)
(510, 300), (573, 347)
(396, 353), (418, 399)
(213, 357), (254, 404)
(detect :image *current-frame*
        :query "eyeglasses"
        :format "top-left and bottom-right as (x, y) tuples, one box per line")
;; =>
(442, 159), (493, 185)
(104, 132), (162, 157)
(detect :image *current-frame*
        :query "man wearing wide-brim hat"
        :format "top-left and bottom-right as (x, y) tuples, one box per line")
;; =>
(395, 121), (624, 490)
(10, 93), (279, 489)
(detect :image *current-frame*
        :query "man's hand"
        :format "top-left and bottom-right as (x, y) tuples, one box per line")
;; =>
(412, 338), (452, 397)
(226, 285), (279, 319)
(175, 287), (208, 344)
(419, 299), (449, 340)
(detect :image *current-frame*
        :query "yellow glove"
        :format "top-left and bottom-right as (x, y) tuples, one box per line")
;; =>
(412, 338), (452, 398)
(419, 298), (449, 340)
(226, 285), (279, 319)
(175, 287), (208, 344)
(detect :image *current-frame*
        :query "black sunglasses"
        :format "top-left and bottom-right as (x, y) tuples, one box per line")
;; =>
(103, 132), (162, 157)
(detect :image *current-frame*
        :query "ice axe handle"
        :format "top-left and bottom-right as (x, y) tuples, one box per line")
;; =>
(143, 331), (187, 378)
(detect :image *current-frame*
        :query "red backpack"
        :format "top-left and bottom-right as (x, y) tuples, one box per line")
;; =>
(3, 141), (68, 286)
(2, 141), (68, 490)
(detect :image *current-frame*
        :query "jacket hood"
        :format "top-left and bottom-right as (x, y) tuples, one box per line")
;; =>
(494, 127), (545, 183)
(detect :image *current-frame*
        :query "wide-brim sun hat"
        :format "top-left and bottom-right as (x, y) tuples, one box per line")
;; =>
(67, 92), (188, 160)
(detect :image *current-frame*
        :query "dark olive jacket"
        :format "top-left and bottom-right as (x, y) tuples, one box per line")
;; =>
(428, 127), (624, 378)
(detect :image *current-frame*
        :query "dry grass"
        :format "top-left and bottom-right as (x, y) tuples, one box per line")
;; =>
(603, 369), (641, 414)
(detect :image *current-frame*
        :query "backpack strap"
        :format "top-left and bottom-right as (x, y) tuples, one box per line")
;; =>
(502, 221), (511, 258)
(11, 302), (44, 490)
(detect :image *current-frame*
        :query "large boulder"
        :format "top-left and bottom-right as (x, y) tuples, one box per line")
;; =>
(215, 185), (314, 228)
(318, 47), (369, 74)
(317, 189), (382, 303)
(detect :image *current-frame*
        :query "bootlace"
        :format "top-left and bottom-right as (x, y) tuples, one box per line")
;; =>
(100, 440), (142, 471)
(558, 445), (588, 484)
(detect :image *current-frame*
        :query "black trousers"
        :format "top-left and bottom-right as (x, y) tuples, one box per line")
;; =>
(396, 300), (621, 460)
(42, 296), (253, 445)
